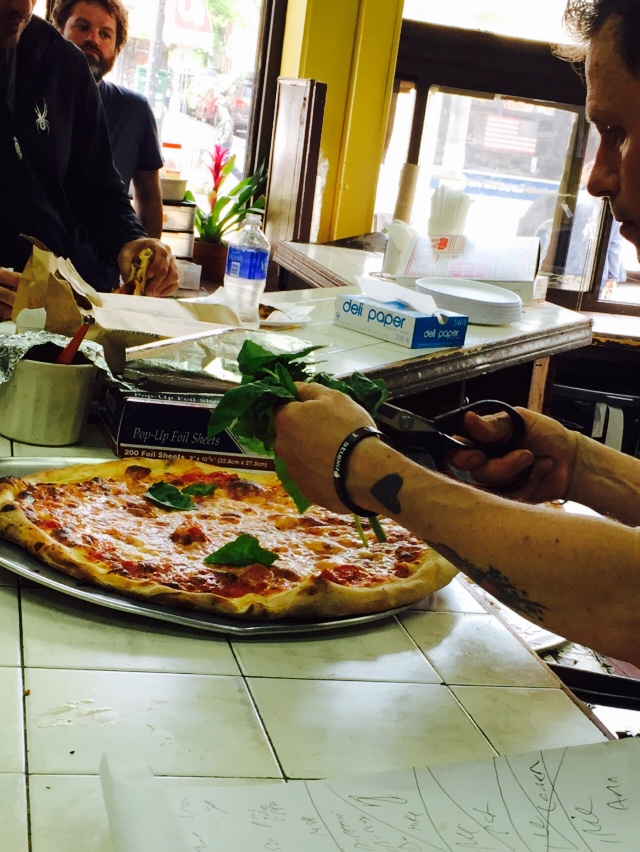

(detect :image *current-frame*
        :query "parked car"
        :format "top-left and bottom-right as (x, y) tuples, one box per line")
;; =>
(222, 74), (253, 136)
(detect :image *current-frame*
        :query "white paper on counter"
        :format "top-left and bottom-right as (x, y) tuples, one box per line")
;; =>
(180, 288), (317, 327)
(100, 751), (189, 852)
(356, 275), (439, 314)
(101, 739), (640, 851)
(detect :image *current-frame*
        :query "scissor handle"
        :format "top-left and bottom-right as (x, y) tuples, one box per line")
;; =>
(431, 399), (526, 459)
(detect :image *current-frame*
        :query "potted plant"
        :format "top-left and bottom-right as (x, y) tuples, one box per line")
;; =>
(186, 145), (267, 283)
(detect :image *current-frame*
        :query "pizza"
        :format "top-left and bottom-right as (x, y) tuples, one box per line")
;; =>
(128, 247), (154, 295)
(0, 458), (458, 621)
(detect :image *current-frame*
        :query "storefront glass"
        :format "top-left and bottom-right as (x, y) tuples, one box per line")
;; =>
(37, 0), (261, 200)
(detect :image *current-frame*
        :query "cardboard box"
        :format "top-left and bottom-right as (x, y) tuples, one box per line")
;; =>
(334, 293), (468, 349)
(98, 380), (274, 471)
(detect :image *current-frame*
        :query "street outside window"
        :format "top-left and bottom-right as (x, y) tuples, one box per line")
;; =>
(37, 0), (262, 200)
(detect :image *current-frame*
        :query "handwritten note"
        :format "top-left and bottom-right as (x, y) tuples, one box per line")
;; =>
(101, 738), (640, 851)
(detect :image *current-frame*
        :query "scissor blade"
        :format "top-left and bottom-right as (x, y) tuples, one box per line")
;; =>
(374, 402), (443, 470)
(374, 402), (439, 434)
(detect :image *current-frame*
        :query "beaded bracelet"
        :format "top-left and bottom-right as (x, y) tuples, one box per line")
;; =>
(333, 426), (384, 517)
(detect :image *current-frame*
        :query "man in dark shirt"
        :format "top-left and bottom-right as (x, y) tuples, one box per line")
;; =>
(52, 0), (164, 291)
(0, 1), (177, 318)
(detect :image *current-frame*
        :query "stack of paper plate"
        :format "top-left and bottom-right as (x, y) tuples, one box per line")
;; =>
(415, 277), (522, 325)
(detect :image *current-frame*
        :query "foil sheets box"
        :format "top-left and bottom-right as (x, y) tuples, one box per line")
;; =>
(98, 380), (274, 471)
(333, 292), (468, 349)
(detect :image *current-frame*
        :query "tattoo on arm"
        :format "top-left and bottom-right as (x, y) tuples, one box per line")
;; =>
(370, 473), (403, 514)
(429, 540), (549, 623)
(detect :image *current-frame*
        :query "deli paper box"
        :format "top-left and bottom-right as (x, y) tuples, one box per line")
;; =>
(333, 282), (468, 349)
(98, 380), (274, 471)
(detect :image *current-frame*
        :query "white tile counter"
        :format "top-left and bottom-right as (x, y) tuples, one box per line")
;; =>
(270, 243), (593, 397)
(0, 434), (612, 851)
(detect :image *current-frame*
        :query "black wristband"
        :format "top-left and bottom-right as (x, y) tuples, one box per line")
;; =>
(333, 426), (384, 517)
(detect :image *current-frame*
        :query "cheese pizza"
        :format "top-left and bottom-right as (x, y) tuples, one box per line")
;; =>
(0, 458), (458, 620)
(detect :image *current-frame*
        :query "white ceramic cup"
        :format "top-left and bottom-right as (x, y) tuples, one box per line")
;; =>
(0, 359), (97, 446)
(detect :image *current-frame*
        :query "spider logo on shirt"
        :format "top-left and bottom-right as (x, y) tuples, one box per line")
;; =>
(34, 100), (50, 134)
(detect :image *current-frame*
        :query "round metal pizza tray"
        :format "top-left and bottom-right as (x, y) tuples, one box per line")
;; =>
(0, 457), (412, 636)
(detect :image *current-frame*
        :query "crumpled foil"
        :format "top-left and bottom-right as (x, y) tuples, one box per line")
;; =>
(0, 331), (116, 386)
(123, 329), (323, 393)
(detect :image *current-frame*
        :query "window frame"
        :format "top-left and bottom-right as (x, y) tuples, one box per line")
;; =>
(394, 19), (635, 316)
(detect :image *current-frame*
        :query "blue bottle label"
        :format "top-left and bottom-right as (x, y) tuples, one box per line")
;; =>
(226, 247), (269, 280)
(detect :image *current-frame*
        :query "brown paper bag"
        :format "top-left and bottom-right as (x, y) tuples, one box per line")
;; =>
(11, 240), (96, 336)
(11, 242), (237, 373)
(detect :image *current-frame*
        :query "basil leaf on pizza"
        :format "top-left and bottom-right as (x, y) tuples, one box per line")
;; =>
(146, 481), (218, 510)
(182, 483), (218, 497)
(146, 482), (195, 510)
(204, 533), (278, 567)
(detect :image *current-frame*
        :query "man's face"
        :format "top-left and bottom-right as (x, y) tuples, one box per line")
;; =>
(586, 16), (640, 258)
(61, 0), (118, 81)
(0, 0), (36, 48)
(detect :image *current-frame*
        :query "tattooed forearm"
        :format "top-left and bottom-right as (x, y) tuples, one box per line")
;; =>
(370, 473), (403, 515)
(428, 540), (549, 622)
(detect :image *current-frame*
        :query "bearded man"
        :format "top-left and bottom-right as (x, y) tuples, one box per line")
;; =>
(52, 0), (164, 291)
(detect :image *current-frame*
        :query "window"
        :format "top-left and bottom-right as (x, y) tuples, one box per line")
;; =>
(403, 0), (570, 45)
(40, 0), (266, 195)
(378, 19), (640, 315)
(111, 0), (262, 191)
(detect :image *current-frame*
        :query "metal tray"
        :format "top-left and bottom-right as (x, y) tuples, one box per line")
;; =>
(0, 457), (409, 636)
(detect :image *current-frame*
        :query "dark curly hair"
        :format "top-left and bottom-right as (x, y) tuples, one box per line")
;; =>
(51, 0), (129, 53)
(563, 0), (640, 75)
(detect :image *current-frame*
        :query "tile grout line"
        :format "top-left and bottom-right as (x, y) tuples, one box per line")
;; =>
(16, 577), (33, 852)
(228, 639), (288, 781)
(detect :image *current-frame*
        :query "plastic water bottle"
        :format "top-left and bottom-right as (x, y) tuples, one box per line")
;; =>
(223, 212), (270, 329)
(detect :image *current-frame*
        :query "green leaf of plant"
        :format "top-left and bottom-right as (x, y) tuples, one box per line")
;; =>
(189, 156), (268, 245)
(353, 514), (367, 546)
(237, 341), (322, 381)
(274, 454), (311, 513)
(182, 483), (218, 497)
(207, 344), (389, 520)
(204, 533), (278, 567)
(314, 371), (388, 414)
(208, 379), (297, 439)
(369, 516), (387, 543)
(146, 482), (195, 511)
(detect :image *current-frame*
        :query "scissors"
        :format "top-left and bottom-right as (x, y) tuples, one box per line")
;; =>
(374, 399), (527, 475)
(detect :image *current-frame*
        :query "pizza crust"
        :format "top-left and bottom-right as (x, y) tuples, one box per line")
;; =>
(0, 458), (458, 620)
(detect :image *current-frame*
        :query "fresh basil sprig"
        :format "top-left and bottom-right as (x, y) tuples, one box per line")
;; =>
(207, 341), (389, 528)
(146, 481), (217, 510)
(204, 533), (278, 567)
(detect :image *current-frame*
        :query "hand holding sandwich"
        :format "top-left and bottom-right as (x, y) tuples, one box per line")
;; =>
(0, 268), (19, 321)
(117, 238), (179, 297)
